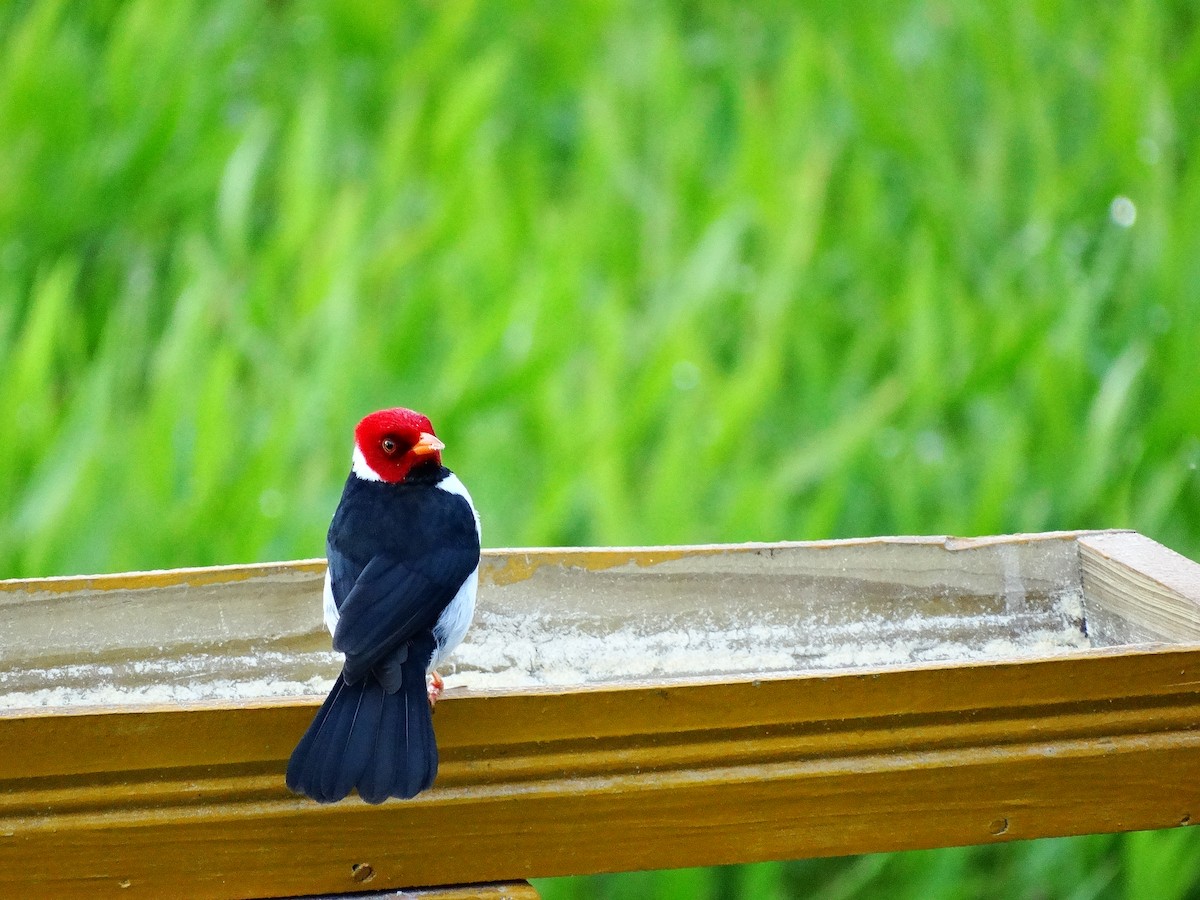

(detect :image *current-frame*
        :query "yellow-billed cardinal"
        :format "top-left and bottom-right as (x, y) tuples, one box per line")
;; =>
(286, 408), (481, 803)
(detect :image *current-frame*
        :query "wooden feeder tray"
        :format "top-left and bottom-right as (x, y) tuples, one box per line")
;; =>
(2, 530), (1200, 898)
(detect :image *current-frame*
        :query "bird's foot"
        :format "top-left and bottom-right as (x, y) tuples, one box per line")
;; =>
(427, 670), (445, 707)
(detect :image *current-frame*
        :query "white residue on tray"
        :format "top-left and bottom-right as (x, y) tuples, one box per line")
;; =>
(445, 589), (1091, 690)
(0, 591), (1091, 709)
(0, 651), (341, 710)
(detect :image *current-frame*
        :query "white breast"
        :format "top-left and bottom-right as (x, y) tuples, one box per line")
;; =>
(430, 472), (482, 669)
(431, 565), (478, 670)
(323, 570), (339, 636)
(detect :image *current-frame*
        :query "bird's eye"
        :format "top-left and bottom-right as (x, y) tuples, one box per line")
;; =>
(381, 438), (397, 455)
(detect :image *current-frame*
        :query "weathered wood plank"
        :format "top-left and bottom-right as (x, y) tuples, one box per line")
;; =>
(2, 532), (1199, 898)
(3, 647), (1200, 897)
(1079, 532), (1200, 643)
(0, 532), (1105, 704)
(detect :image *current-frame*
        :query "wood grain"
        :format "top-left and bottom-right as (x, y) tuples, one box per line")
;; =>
(1079, 532), (1200, 643)
(3, 647), (1200, 897)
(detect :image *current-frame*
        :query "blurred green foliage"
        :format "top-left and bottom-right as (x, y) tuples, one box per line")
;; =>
(1, 1), (1198, 897)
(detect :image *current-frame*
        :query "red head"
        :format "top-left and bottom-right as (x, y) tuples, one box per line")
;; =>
(351, 408), (445, 484)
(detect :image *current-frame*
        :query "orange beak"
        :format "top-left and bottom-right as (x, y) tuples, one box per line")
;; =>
(412, 432), (445, 457)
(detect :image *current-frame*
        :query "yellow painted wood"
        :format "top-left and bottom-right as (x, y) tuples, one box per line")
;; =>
(4, 647), (1200, 896)
(1, 532), (1199, 898)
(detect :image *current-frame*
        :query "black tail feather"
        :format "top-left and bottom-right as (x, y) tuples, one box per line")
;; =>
(286, 678), (344, 802)
(400, 670), (437, 798)
(357, 682), (401, 805)
(325, 677), (385, 802)
(314, 678), (362, 802)
(286, 644), (437, 804)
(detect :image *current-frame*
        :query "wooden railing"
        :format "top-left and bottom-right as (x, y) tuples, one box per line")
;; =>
(2, 531), (1199, 898)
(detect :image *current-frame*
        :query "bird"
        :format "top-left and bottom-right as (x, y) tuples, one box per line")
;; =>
(286, 407), (481, 803)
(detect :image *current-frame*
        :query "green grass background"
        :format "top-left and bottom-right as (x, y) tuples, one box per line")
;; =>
(2, 1), (1199, 896)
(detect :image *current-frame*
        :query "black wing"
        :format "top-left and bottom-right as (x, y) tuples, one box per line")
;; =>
(332, 543), (479, 684)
